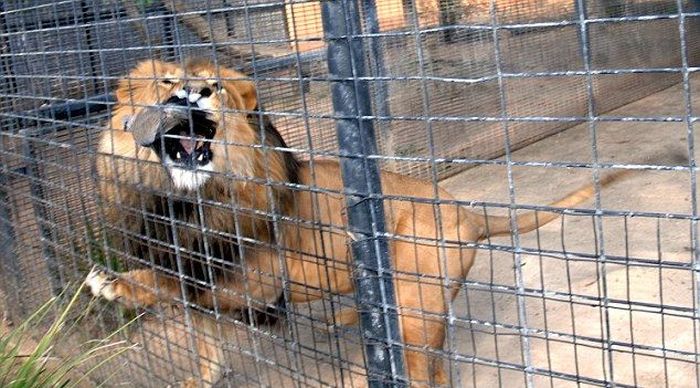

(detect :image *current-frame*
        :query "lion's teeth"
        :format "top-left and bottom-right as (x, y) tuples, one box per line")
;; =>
(176, 152), (181, 159)
(188, 93), (201, 103)
(196, 97), (213, 110)
(197, 154), (204, 162)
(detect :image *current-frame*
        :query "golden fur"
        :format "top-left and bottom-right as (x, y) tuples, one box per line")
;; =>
(90, 59), (627, 387)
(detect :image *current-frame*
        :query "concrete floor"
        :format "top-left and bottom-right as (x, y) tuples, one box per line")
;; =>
(438, 75), (700, 387)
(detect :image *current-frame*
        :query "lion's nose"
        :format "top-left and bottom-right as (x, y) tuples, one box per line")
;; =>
(199, 87), (212, 98)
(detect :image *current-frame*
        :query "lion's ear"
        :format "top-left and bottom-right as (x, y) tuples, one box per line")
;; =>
(115, 60), (174, 104)
(233, 79), (258, 111)
(219, 68), (258, 111)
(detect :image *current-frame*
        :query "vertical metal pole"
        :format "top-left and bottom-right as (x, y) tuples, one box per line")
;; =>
(575, 0), (616, 383)
(0, 173), (25, 318)
(675, 0), (700, 381)
(401, 0), (416, 27)
(488, 2), (534, 385)
(362, 0), (394, 158)
(438, 0), (458, 42)
(320, 0), (406, 385)
(79, 1), (100, 94)
(20, 133), (64, 297)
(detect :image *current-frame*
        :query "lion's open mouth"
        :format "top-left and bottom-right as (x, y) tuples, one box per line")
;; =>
(151, 96), (217, 170)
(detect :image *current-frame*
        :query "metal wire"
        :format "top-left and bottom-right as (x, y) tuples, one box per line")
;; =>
(1, 0), (699, 387)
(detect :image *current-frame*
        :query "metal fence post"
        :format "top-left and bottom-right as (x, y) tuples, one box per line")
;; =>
(361, 0), (393, 159)
(20, 133), (64, 297)
(320, 0), (406, 385)
(0, 173), (24, 318)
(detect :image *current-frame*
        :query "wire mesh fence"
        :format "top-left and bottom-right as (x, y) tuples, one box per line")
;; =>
(1, 0), (699, 386)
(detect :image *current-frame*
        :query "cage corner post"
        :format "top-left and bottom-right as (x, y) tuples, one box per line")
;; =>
(320, 0), (407, 385)
(0, 172), (24, 318)
(19, 130), (64, 298)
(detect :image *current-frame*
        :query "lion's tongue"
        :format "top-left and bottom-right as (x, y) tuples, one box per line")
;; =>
(180, 138), (196, 155)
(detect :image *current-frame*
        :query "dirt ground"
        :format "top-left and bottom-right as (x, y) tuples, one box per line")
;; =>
(0, 289), (35, 362)
(4, 77), (698, 388)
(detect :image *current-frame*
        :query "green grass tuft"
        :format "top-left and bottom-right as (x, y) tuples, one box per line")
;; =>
(0, 283), (138, 387)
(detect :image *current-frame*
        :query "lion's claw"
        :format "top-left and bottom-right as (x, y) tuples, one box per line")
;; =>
(85, 266), (118, 301)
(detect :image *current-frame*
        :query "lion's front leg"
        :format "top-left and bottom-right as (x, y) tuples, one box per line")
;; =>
(85, 266), (182, 308)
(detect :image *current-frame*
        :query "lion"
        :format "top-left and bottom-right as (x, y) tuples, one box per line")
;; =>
(86, 59), (628, 386)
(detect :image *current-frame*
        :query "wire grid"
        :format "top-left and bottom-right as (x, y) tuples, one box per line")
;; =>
(0, 0), (699, 387)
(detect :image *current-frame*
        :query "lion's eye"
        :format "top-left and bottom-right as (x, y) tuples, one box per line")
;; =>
(161, 79), (174, 85)
(212, 82), (220, 91)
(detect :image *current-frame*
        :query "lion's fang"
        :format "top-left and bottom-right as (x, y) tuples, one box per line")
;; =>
(176, 152), (181, 159)
(197, 154), (204, 162)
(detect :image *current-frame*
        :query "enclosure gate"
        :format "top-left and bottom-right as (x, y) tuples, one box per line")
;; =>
(1, 0), (700, 387)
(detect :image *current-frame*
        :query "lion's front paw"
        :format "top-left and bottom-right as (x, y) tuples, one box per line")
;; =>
(85, 266), (119, 302)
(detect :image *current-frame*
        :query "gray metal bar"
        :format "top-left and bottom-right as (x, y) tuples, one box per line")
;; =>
(438, 0), (459, 42)
(20, 134), (64, 298)
(575, 0), (616, 384)
(361, 0), (393, 158)
(320, 0), (406, 385)
(675, 0), (700, 380)
(0, 172), (25, 318)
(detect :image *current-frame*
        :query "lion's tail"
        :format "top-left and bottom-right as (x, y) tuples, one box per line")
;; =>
(479, 170), (631, 239)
